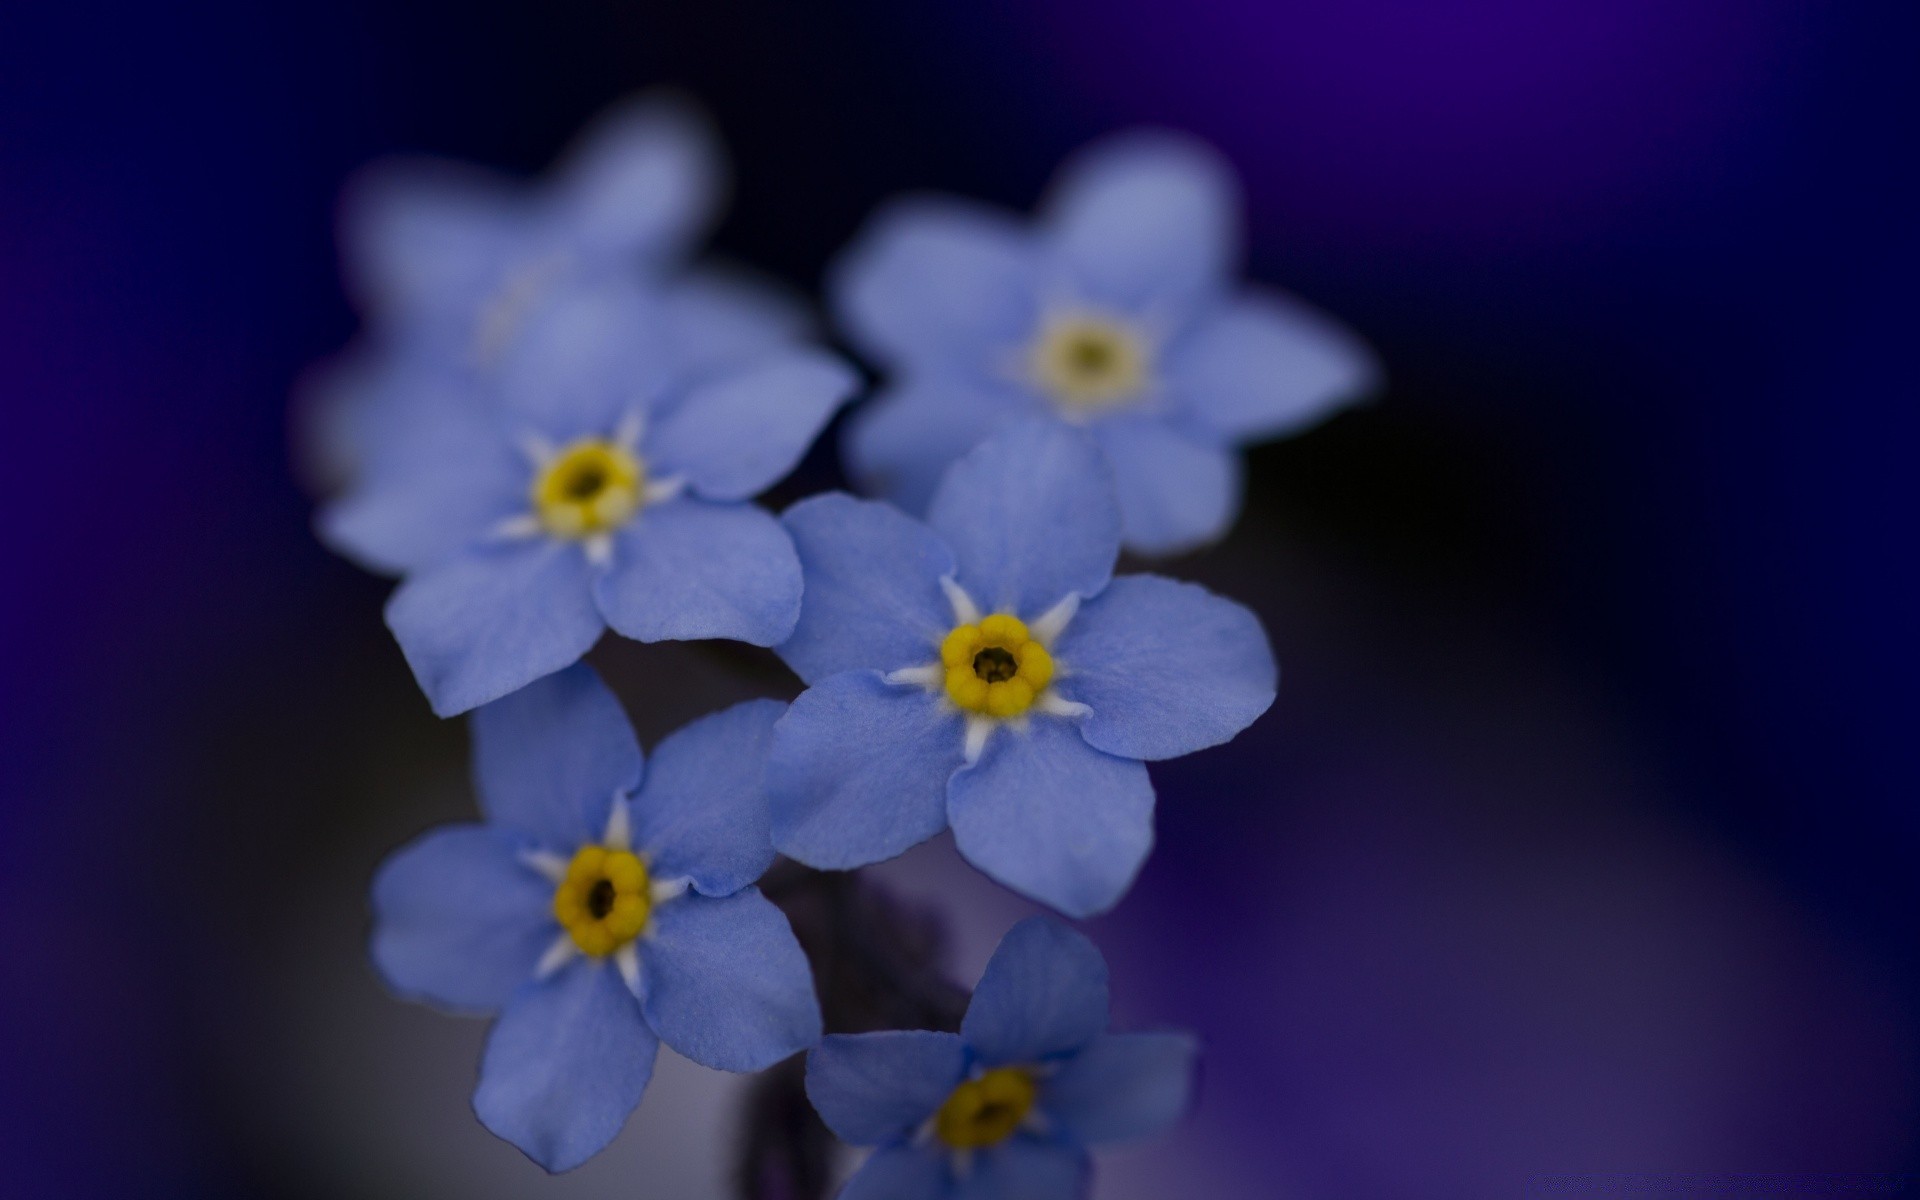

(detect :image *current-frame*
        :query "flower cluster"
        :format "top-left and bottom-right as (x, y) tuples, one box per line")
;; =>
(317, 95), (1376, 1192)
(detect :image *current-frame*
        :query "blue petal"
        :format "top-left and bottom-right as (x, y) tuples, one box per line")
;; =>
(659, 267), (811, 382)
(839, 1144), (951, 1200)
(805, 1031), (968, 1145)
(369, 824), (555, 1012)
(947, 719), (1154, 919)
(1041, 131), (1238, 317)
(768, 673), (963, 868)
(594, 499), (801, 646)
(925, 421), (1120, 618)
(1089, 417), (1242, 557)
(776, 493), (955, 685)
(1053, 574), (1276, 761)
(1042, 1032), (1198, 1145)
(630, 698), (784, 896)
(473, 961), (657, 1173)
(544, 95), (720, 263)
(339, 159), (527, 326)
(1166, 289), (1380, 442)
(842, 379), (1035, 518)
(645, 350), (857, 501)
(469, 662), (642, 850)
(831, 196), (1040, 370)
(385, 539), (605, 717)
(494, 278), (674, 439)
(959, 917), (1109, 1067)
(637, 888), (822, 1072)
(953, 1140), (1088, 1200)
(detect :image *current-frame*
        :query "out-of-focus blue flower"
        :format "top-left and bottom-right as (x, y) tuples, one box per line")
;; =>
(831, 130), (1381, 555)
(371, 664), (821, 1172)
(320, 278), (857, 716)
(807, 917), (1197, 1200)
(767, 421), (1275, 917)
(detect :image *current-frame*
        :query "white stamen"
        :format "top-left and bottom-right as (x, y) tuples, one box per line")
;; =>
(534, 933), (578, 980)
(518, 432), (557, 467)
(614, 943), (643, 999)
(1029, 593), (1080, 645)
(1036, 694), (1091, 720)
(884, 664), (944, 689)
(602, 795), (632, 850)
(949, 1149), (976, 1180)
(1020, 1108), (1053, 1136)
(962, 717), (995, 765)
(941, 576), (980, 625)
(584, 533), (615, 567)
(614, 408), (647, 450)
(491, 513), (544, 541)
(649, 876), (692, 907)
(519, 848), (570, 883)
(643, 475), (687, 506)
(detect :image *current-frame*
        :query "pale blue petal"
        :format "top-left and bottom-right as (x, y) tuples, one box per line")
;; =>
(926, 421), (1120, 618)
(339, 159), (528, 325)
(776, 494), (955, 685)
(960, 917), (1109, 1066)
(386, 539), (605, 717)
(1041, 132), (1237, 317)
(839, 1144), (951, 1200)
(831, 196), (1040, 370)
(659, 267), (810, 382)
(842, 379), (1035, 517)
(637, 888), (822, 1072)
(1089, 417), (1242, 557)
(1054, 575), (1276, 761)
(1042, 1032), (1198, 1145)
(806, 1031), (968, 1145)
(494, 279), (674, 439)
(630, 699), (784, 896)
(645, 350), (857, 501)
(593, 500), (801, 646)
(470, 662), (642, 850)
(545, 95), (720, 263)
(768, 673), (963, 869)
(473, 961), (657, 1173)
(369, 824), (555, 1012)
(953, 1140), (1088, 1200)
(948, 720), (1154, 919)
(1166, 289), (1380, 442)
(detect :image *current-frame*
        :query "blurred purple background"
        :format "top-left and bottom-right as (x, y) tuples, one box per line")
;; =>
(3, 1), (1916, 1196)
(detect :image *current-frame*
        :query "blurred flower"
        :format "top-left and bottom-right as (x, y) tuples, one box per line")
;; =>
(832, 130), (1380, 555)
(806, 917), (1197, 1199)
(767, 422), (1275, 916)
(369, 665), (821, 1172)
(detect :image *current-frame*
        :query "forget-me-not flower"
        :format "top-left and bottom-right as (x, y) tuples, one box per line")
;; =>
(321, 278), (857, 716)
(832, 130), (1381, 555)
(371, 664), (822, 1172)
(806, 917), (1197, 1200)
(766, 421), (1275, 917)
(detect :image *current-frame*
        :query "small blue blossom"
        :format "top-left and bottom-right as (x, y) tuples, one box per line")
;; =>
(370, 664), (822, 1172)
(831, 130), (1381, 555)
(806, 917), (1197, 1200)
(767, 421), (1276, 917)
(320, 277), (857, 716)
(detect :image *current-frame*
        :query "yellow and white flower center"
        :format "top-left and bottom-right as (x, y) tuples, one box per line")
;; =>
(551, 844), (651, 957)
(1027, 312), (1151, 413)
(532, 438), (645, 538)
(934, 1067), (1037, 1150)
(941, 614), (1054, 719)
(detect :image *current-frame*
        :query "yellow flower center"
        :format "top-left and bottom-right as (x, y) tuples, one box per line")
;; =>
(934, 1068), (1037, 1150)
(1028, 313), (1150, 413)
(941, 613), (1053, 718)
(532, 439), (645, 538)
(551, 845), (651, 956)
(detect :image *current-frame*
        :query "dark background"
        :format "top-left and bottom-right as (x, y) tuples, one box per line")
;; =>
(3, 1), (1917, 1197)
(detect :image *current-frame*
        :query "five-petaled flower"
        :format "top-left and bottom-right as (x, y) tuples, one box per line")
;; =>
(806, 917), (1197, 1200)
(369, 664), (822, 1171)
(766, 421), (1276, 917)
(831, 129), (1381, 555)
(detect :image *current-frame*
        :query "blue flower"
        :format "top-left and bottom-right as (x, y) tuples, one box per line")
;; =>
(806, 917), (1197, 1200)
(831, 130), (1381, 555)
(370, 664), (822, 1172)
(320, 278), (857, 716)
(767, 421), (1275, 917)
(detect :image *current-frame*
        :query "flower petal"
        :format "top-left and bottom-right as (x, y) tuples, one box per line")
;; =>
(777, 493), (956, 685)
(1089, 417), (1242, 557)
(645, 350), (857, 501)
(768, 673), (964, 869)
(637, 888), (822, 1072)
(830, 196), (1040, 370)
(594, 500), (801, 647)
(948, 720), (1154, 919)
(469, 662), (642, 850)
(805, 1031), (969, 1145)
(1042, 1032), (1199, 1145)
(545, 94), (721, 263)
(494, 278), (674, 439)
(386, 539), (605, 717)
(630, 698), (784, 896)
(473, 961), (658, 1173)
(926, 421), (1120, 618)
(953, 1140), (1089, 1200)
(839, 1144), (951, 1200)
(1166, 288), (1380, 442)
(369, 824), (556, 1012)
(658, 267), (811, 382)
(958, 917), (1110, 1066)
(842, 378), (1035, 518)
(1042, 131), (1238, 317)
(338, 158), (527, 324)
(1054, 574), (1276, 761)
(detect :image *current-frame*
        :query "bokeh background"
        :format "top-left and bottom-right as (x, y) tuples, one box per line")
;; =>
(3, 0), (1917, 1197)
